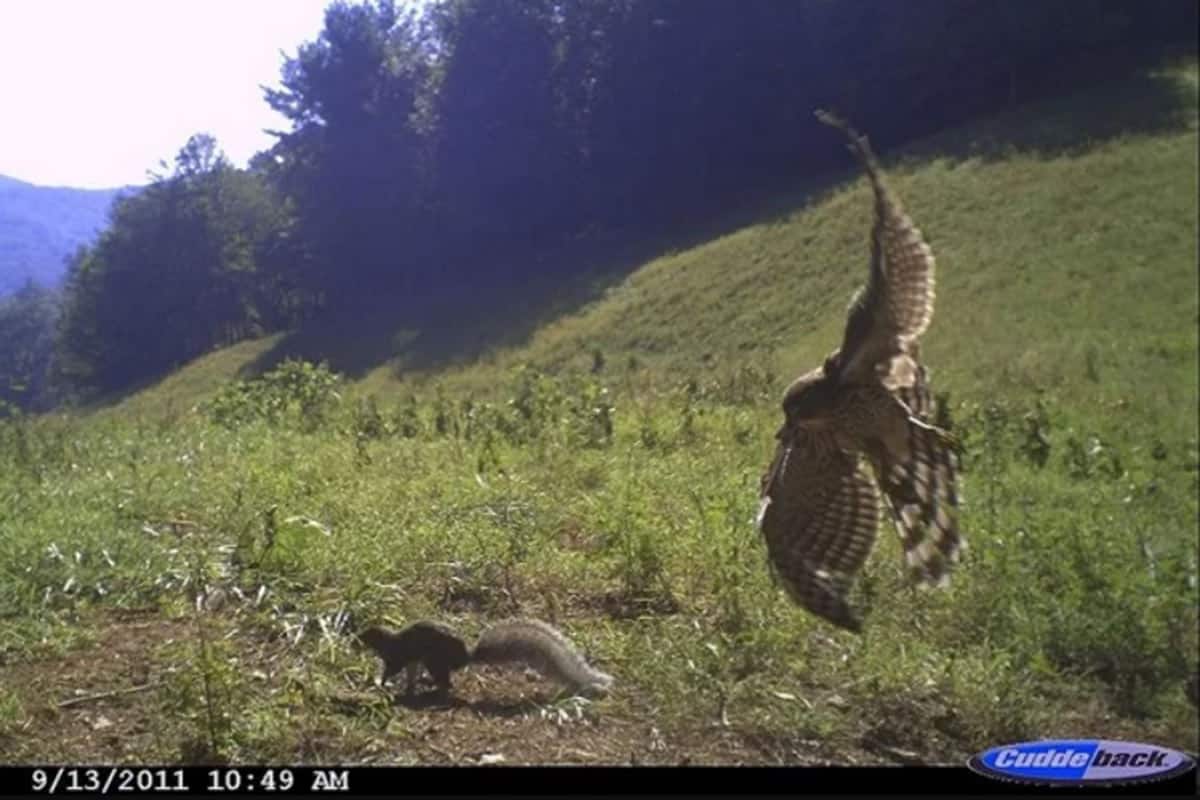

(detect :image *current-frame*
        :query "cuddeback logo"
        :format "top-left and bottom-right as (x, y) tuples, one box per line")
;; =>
(969, 739), (1196, 786)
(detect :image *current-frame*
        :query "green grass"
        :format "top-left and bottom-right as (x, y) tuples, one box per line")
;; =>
(0, 60), (1196, 765)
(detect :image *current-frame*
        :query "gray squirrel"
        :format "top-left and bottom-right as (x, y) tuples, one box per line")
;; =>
(358, 618), (614, 698)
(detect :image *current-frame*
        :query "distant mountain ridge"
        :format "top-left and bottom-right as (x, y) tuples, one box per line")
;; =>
(0, 174), (132, 295)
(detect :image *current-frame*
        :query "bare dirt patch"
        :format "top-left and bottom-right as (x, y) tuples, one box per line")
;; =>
(0, 609), (188, 763)
(0, 610), (891, 766)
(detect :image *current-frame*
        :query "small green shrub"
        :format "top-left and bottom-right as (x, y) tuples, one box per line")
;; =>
(204, 360), (341, 431)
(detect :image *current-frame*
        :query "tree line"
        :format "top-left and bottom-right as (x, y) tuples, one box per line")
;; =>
(2, 0), (1194, 409)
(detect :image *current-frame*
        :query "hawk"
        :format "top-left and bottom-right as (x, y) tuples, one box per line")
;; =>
(756, 110), (964, 632)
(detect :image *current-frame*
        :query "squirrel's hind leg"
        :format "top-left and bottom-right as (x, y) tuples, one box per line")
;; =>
(404, 662), (420, 695)
(429, 664), (454, 696)
(379, 660), (399, 687)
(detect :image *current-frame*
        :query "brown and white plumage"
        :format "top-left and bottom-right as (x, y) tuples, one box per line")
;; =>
(757, 111), (964, 632)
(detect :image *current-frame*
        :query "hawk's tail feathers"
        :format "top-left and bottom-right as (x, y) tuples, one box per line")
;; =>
(815, 109), (884, 180)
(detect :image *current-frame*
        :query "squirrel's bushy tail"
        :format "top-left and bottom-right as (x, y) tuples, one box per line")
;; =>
(471, 618), (614, 696)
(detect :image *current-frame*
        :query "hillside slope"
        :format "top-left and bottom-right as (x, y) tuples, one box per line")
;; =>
(0, 174), (128, 294)
(116, 60), (1198, 437)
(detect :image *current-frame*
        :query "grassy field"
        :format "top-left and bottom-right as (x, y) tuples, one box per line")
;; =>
(1, 60), (1197, 766)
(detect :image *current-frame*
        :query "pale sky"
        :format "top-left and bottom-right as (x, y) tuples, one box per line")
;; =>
(0, 0), (336, 188)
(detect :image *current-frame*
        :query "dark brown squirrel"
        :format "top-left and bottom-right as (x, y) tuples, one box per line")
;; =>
(358, 618), (614, 697)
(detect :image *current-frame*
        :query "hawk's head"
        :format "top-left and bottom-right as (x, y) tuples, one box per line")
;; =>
(780, 362), (839, 430)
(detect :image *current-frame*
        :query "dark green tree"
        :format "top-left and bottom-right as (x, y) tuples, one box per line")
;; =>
(0, 279), (61, 413)
(55, 135), (289, 396)
(426, 0), (569, 258)
(263, 0), (433, 303)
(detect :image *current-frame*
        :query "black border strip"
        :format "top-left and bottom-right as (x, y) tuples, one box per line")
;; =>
(4, 765), (1198, 797)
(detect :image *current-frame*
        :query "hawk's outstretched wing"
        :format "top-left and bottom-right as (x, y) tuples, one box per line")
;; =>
(758, 433), (880, 632)
(816, 111), (936, 389)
